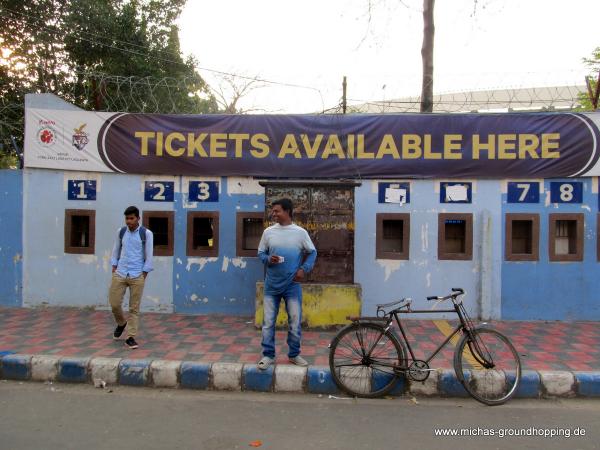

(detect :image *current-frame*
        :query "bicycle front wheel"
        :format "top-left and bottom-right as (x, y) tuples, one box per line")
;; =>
(453, 327), (521, 406)
(329, 322), (406, 398)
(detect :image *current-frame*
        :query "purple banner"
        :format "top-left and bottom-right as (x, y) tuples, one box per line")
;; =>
(97, 112), (600, 178)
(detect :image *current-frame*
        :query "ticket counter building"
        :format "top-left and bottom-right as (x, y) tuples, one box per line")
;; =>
(0, 93), (599, 322)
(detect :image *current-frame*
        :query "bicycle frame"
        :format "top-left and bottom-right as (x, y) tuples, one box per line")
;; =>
(382, 300), (472, 370)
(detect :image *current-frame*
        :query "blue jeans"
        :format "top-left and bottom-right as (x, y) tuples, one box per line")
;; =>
(261, 283), (302, 358)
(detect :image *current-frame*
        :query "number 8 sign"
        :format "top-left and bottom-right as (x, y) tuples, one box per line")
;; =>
(549, 181), (583, 204)
(189, 181), (219, 202)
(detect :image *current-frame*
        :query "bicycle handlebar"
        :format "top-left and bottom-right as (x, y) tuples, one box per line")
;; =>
(426, 288), (465, 301)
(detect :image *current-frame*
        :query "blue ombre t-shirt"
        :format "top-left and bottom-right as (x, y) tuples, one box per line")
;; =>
(258, 223), (317, 295)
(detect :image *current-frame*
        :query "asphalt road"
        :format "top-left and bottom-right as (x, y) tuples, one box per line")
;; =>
(0, 380), (598, 450)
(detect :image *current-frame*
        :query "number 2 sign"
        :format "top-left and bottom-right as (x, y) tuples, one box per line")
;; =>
(144, 181), (174, 202)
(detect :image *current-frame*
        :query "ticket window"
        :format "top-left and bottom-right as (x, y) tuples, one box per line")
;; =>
(549, 213), (583, 262)
(236, 212), (264, 257)
(505, 214), (539, 261)
(143, 211), (174, 256)
(64, 209), (95, 255)
(187, 212), (219, 257)
(438, 213), (473, 260)
(376, 213), (410, 260)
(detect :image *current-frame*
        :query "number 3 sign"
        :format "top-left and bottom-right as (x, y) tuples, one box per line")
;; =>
(189, 181), (219, 202)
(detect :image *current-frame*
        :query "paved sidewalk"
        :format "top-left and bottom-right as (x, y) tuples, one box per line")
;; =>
(1, 306), (598, 371)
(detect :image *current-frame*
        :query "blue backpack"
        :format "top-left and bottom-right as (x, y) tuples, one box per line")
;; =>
(118, 226), (147, 262)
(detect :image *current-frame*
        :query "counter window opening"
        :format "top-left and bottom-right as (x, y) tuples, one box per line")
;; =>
(187, 211), (219, 257)
(376, 213), (410, 260)
(143, 211), (174, 256)
(236, 212), (264, 257)
(505, 213), (539, 261)
(438, 213), (473, 260)
(549, 213), (583, 262)
(64, 209), (96, 255)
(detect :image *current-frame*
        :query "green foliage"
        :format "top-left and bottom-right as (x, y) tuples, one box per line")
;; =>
(578, 46), (600, 111)
(0, 0), (218, 154)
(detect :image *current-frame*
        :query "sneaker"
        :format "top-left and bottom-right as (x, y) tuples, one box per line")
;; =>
(125, 337), (139, 349)
(288, 355), (308, 367)
(257, 356), (274, 370)
(113, 322), (127, 340)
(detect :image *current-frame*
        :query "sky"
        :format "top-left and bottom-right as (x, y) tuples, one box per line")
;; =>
(178, 0), (600, 113)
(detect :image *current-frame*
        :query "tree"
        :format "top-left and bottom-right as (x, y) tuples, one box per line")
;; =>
(0, 0), (218, 167)
(579, 47), (600, 111)
(420, 0), (435, 112)
(210, 74), (267, 114)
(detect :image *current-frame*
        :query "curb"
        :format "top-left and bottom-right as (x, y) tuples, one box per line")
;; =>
(1, 353), (600, 399)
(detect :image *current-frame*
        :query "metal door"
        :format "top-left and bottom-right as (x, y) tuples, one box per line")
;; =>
(264, 184), (355, 284)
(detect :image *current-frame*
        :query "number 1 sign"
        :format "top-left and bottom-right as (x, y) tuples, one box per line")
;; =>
(67, 180), (97, 200)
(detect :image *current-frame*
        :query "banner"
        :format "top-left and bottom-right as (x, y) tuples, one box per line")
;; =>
(25, 107), (600, 178)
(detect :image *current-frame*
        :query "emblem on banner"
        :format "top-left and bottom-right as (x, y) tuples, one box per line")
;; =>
(72, 123), (89, 151)
(37, 119), (58, 146)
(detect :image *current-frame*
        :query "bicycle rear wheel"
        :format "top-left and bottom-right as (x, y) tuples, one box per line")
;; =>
(453, 327), (521, 406)
(329, 322), (406, 398)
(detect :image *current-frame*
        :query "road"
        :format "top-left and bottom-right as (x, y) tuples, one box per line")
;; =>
(0, 380), (598, 450)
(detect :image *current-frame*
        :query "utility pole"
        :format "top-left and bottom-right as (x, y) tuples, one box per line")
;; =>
(342, 76), (347, 114)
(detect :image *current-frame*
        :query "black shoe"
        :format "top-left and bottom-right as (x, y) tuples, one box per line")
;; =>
(125, 337), (139, 349)
(113, 322), (127, 340)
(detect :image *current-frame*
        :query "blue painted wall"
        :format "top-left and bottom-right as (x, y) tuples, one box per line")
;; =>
(22, 169), (174, 312)
(21, 169), (265, 316)
(354, 180), (502, 319)
(0, 170), (23, 307)
(15, 165), (600, 320)
(501, 178), (600, 320)
(172, 177), (265, 315)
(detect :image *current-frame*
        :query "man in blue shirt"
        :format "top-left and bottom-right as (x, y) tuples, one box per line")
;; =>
(109, 206), (154, 349)
(257, 198), (317, 370)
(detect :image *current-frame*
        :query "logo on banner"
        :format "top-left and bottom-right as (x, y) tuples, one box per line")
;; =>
(37, 119), (58, 146)
(72, 123), (89, 151)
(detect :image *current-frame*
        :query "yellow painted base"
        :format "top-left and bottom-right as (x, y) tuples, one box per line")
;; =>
(255, 282), (362, 329)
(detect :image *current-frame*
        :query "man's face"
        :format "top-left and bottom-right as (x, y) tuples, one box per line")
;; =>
(271, 204), (289, 224)
(125, 214), (139, 229)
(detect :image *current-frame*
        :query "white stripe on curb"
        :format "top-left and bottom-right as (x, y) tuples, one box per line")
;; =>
(274, 365), (307, 392)
(212, 362), (243, 391)
(90, 357), (121, 385)
(150, 360), (181, 388)
(31, 355), (59, 382)
(540, 370), (575, 397)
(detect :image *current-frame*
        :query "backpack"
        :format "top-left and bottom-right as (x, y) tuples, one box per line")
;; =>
(118, 226), (147, 262)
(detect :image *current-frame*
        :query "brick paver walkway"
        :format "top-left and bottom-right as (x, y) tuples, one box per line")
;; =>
(1, 307), (598, 371)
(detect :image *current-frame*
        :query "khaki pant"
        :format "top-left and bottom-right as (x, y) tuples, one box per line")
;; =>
(109, 273), (145, 337)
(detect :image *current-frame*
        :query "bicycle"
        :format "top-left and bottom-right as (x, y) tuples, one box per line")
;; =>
(328, 288), (521, 406)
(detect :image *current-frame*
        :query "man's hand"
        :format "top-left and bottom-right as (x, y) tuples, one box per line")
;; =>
(112, 266), (117, 273)
(269, 255), (281, 265)
(143, 272), (148, 279)
(294, 268), (305, 282)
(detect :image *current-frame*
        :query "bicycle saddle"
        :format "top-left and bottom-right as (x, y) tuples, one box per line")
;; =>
(376, 298), (411, 309)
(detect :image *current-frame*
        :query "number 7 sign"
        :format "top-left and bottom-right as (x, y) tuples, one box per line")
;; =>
(507, 182), (539, 203)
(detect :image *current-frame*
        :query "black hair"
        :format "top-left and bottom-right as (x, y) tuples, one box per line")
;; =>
(124, 206), (140, 218)
(272, 198), (293, 218)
